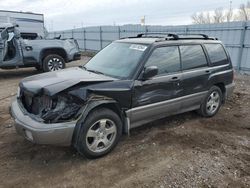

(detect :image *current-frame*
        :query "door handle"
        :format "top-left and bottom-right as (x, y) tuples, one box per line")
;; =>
(171, 76), (179, 80)
(205, 70), (211, 73)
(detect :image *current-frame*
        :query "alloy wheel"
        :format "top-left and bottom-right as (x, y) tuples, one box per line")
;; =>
(206, 91), (220, 115)
(86, 119), (117, 153)
(47, 58), (64, 71)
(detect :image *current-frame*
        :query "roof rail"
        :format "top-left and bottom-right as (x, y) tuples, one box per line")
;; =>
(176, 33), (209, 39)
(137, 32), (179, 39)
(134, 32), (217, 41)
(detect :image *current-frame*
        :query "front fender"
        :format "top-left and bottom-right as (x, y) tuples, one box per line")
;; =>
(72, 98), (123, 147)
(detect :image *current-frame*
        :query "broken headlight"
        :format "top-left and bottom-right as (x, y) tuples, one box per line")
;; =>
(37, 95), (83, 123)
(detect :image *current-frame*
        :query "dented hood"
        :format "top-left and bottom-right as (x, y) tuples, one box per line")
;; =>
(20, 67), (116, 96)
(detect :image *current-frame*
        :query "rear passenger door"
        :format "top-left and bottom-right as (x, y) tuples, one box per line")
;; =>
(179, 44), (210, 110)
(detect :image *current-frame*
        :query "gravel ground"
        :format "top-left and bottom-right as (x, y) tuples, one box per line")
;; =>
(0, 57), (249, 188)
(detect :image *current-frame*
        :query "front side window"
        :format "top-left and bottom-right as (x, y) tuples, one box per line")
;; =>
(145, 46), (181, 75)
(204, 43), (228, 65)
(84, 42), (147, 79)
(180, 45), (208, 70)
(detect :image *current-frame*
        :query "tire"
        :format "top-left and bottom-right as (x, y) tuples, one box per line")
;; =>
(42, 54), (65, 72)
(75, 108), (122, 159)
(198, 86), (222, 117)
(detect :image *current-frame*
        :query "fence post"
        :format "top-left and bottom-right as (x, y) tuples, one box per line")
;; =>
(83, 29), (86, 51)
(185, 26), (189, 34)
(100, 26), (103, 50)
(118, 26), (121, 39)
(237, 21), (247, 71)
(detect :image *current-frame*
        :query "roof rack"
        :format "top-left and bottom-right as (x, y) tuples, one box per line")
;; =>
(134, 32), (217, 41)
(136, 32), (179, 39)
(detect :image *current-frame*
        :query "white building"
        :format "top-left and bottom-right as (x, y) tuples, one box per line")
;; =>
(0, 10), (45, 38)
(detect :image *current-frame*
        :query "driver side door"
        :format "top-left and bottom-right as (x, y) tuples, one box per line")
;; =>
(127, 45), (183, 128)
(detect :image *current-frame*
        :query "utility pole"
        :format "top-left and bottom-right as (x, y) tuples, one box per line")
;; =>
(227, 0), (233, 22)
(141, 15), (146, 26)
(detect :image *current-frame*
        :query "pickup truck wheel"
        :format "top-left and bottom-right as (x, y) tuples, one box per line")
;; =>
(42, 54), (65, 72)
(75, 108), (122, 159)
(198, 86), (222, 117)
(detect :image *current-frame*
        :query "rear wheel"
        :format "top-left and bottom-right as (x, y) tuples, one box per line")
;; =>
(75, 108), (122, 159)
(198, 86), (222, 117)
(42, 54), (65, 72)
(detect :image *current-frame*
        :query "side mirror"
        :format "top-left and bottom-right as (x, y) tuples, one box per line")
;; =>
(143, 66), (158, 80)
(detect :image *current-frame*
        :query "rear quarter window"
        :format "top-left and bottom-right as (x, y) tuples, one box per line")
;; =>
(204, 43), (228, 66)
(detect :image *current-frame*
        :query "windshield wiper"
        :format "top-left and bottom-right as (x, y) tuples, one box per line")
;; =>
(82, 66), (105, 75)
(88, 69), (105, 75)
(80, 65), (87, 70)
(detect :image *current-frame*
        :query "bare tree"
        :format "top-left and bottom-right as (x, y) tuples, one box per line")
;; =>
(213, 8), (225, 23)
(238, 1), (250, 20)
(191, 9), (226, 24)
(191, 12), (203, 24)
(191, 12), (211, 24)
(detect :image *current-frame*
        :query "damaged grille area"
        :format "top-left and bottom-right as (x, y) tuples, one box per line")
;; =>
(20, 91), (83, 123)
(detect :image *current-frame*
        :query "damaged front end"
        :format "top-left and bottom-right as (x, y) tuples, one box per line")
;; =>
(20, 90), (85, 123)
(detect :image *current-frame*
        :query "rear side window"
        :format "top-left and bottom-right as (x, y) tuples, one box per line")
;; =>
(204, 44), (228, 66)
(145, 46), (181, 75)
(180, 45), (208, 70)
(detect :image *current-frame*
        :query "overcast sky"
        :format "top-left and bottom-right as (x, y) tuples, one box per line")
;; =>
(0, 0), (247, 31)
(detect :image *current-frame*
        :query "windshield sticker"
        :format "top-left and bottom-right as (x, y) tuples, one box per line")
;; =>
(129, 44), (147, 51)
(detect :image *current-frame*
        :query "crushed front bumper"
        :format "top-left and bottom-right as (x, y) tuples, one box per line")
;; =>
(10, 98), (76, 146)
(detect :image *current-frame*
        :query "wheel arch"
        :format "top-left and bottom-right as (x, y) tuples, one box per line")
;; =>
(39, 48), (68, 64)
(72, 99), (126, 148)
(213, 82), (226, 103)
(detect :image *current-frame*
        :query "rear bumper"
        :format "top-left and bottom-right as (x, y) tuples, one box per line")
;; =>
(225, 82), (235, 98)
(10, 98), (76, 146)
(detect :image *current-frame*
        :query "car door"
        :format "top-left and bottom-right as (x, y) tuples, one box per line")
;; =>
(127, 45), (183, 128)
(0, 28), (8, 64)
(0, 36), (3, 64)
(179, 44), (210, 110)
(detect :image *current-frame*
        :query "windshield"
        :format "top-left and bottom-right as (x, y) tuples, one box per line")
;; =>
(84, 42), (148, 79)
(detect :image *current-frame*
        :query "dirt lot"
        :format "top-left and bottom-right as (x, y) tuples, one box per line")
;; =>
(0, 57), (249, 188)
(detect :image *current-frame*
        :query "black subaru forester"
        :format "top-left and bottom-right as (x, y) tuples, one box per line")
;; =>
(10, 33), (235, 158)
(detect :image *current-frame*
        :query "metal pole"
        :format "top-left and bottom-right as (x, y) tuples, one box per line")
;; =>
(237, 21), (247, 71)
(83, 29), (86, 51)
(185, 26), (189, 34)
(100, 26), (103, 50)
(118, 26), (121, 39)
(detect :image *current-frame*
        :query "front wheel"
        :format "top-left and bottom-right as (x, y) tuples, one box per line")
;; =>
(198, 86), (222, 117)
(75, 108), (122, 159)
(42, 54), (65, 72)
